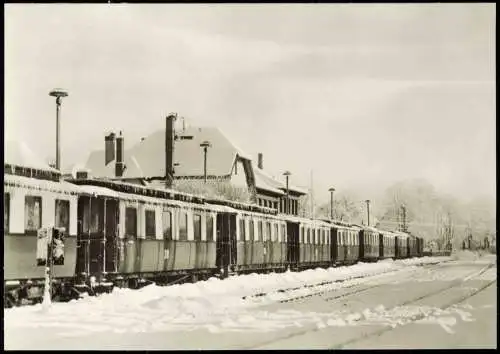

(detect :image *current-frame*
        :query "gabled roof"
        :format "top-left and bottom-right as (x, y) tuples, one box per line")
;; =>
(84, 126), (250, 179)
(5, 140), (59, 173)
(253, 167), (307, 196)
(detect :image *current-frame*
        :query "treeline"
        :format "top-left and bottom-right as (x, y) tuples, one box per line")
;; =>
(299, 178), (496, 247)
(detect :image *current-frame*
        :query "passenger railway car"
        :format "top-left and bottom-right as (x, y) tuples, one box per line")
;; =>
(4, 172), (81, 306)
(233, 210), (288, 273)
(378, 230), (396, 259)
(394, 231), (409, 259)
(4, 164), (428, 307)
(358, 226), (380, 262)
(330, 222), (361, 265)
(287, 216), (332, 270)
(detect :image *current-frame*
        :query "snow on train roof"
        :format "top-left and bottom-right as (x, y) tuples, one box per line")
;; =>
(75, 182), (237, 212)
(4, 174), (82, 194)
(280, 214), (332, 228)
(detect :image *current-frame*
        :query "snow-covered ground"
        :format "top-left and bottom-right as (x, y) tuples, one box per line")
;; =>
(5, 256), (450, 339)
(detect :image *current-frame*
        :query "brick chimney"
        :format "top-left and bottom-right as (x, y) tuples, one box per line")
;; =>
(105, 132), (116, 166)
(115, 131), (126, 177)
(257, 153), (263, 170)
(165, 113), (177, 188)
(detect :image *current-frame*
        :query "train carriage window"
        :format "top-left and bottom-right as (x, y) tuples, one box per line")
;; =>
(300, 227), (304, 243)
(307, 228), (311, 244)
(4, 193), (10, 233)
(87, 198), (105, 234)
(163, 210), (172, 240)
(281, 225), (286, 243)
(258, 221), (263, 242)
(179, 212), (188, 241)
(55, 199), (70, 234)
(274, 224), (279, 242)
(193, 214), (202, 241)
(25, 196), (42, 235)
(239, 218), (245, 241)
(125, 207), (137, 237)
(266, 222), (272, 242)
(312, 229), (316, 245)
(145, 210), (156, 239)
(249, 219), (254, 242)
(206, 214), (214, 241)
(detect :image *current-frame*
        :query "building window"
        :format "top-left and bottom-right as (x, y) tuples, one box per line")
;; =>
(179, 212), (188, 241)
(206, 214), (214, 241)
(163, 210), (172, 240)
(249, 220), (254, 242)
(239, 218), (245, 241)
(4, 193), (10, 233)
(145, 210), (156, 239)
(125, 207), (137, 237)
(193, 214), (201, 241)
(55, 199), (70, 234)
(25, 196), (42, 234)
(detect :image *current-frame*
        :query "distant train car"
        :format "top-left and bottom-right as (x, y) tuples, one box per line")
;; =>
(378, 230), (396, 259)
(394, 231), (409, 259)
(331, 222), (361, 265)
(358, 225), (380, 262)
(284, 216), (331, 270)
(234, 210), (288, 273)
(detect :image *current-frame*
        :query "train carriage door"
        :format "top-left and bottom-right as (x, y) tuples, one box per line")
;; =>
(162, 209), (173, 270)
(359, 230), (365, 260)
(77, 196), (90, 276)
(229, 212), (237, 268)
(286, 221), (299, 268)
(216, 212), (237, 274)
(331, 228), (337, 264)
(104, 198), (119, 273)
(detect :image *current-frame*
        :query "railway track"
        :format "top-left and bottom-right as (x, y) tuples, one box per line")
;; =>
(243, 261), (494, 350)
(332, 262), (496, 349)
(242, 260), (449, 305)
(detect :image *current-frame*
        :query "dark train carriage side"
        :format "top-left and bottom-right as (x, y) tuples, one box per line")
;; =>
(359, 226), (380, 262)
(71, 179), (234, 287)
(233, 210), (287, 274)
(330, 223), (360, 265)
(284, 216), (331, 270)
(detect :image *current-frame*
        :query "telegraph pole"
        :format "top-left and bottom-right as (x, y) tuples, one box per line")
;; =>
(365, 199), (371, 226)
(401, 204), (407, 232)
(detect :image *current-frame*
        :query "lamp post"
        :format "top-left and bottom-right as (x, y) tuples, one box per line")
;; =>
(365, 199), (371, 226)
(283, 171), (291, 214)
(328, 187), (335, 220)
(200, 141), (211, 184)
(49, 88), (68, 171)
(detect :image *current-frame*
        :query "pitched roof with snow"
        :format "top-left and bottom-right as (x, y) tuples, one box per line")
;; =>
(253, 167), (307, 196)
(5, 140), (59, 173)
(84, 126), (250, 179)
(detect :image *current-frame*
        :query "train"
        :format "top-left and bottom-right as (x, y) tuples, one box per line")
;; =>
(4, 167), (424, 308)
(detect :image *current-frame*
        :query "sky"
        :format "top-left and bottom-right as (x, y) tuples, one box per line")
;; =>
(4, 3), (496, 204)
